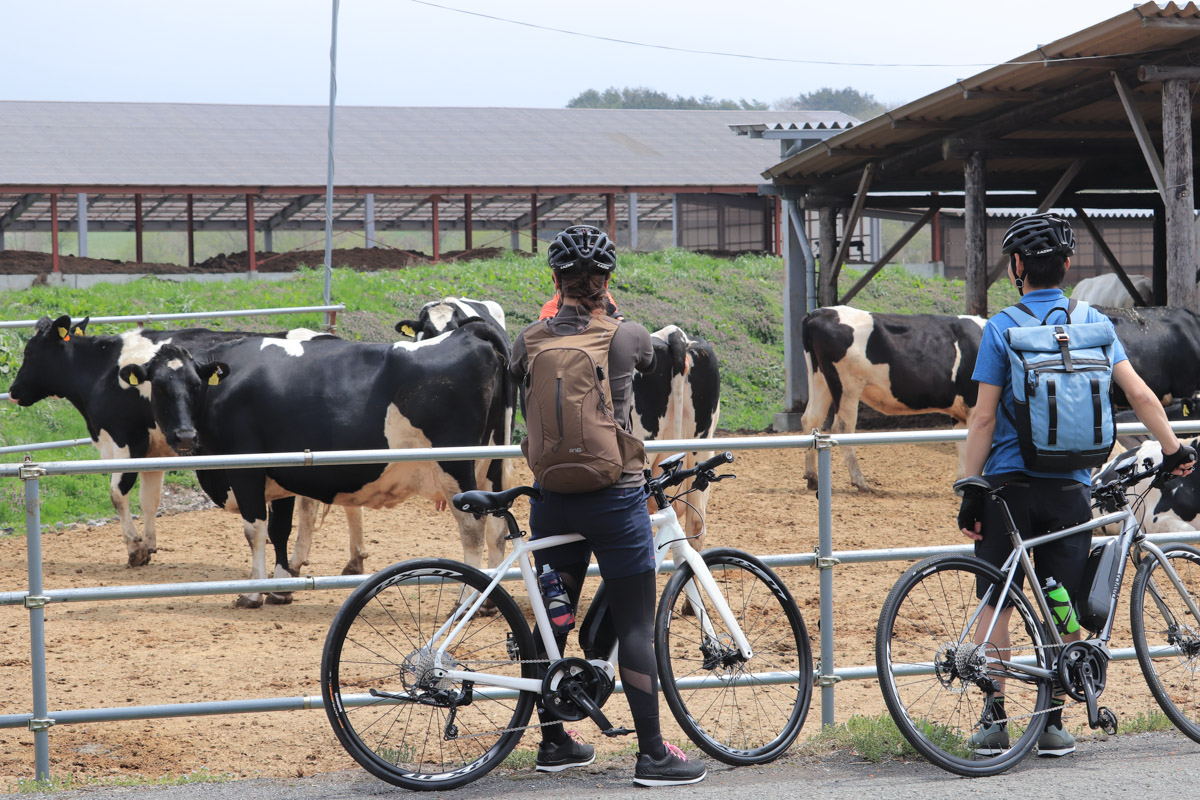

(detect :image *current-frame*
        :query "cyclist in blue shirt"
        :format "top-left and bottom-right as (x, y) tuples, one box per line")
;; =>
(958, 212), (1196, 758)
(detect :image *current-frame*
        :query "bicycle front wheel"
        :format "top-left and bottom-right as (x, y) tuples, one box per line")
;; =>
(876, 555), (1051, 777)
(321, 558), (539, 791)
(1131, 544), (1200, 743)
(656, 547), (812, 765)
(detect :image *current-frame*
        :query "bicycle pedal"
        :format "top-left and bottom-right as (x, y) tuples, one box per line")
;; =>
(600, 727), (632, 738)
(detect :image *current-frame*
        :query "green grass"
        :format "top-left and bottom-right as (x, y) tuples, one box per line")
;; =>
(798, 713), (920, 762)
(9, 767), (232, 793)
(0, 251), (1014, 530)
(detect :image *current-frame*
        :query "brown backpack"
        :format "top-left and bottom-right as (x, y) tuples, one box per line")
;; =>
(520, 314), (646, 493)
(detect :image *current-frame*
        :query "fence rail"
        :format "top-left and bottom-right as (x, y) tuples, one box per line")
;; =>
(4, 422), (1200, 780)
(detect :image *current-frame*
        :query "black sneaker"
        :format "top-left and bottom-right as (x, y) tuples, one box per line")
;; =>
(633, 741), (706, 787)
(535, 731), (595, 773)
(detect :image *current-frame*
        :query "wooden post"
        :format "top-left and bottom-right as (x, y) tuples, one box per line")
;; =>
(134, 194), (144, 264)
(50, 194), (59, 273)
(432, 195), (440, 263)
(530, 193), (538, 255)
(1162, 77), (1199, 310)
(774, 196), (783, 255)
(605, 193), (616, 240)
(464, 193), (473, 251)
(817, 206), (838, 307)
(245, 194), (256, 272)
(964, 151), (988, 316)
(186, 194), (195, 268)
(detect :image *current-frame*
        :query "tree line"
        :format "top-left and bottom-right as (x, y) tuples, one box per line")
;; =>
(567, 86), (891, 120)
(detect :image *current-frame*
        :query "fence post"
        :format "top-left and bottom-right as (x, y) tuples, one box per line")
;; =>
(20, 458), (52, 781)
(815, 434), (839, 727)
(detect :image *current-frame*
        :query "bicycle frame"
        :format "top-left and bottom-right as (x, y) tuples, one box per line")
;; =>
(424, 501), (754, 697)
(968, 505), (1200, 683)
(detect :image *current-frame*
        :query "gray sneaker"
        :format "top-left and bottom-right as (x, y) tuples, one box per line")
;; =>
(1037, 723), (1076, 757)
(967, 722), (1010, 756)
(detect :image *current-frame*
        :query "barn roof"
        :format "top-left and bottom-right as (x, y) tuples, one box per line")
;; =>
(766, 1), (1200, 206)
(0, 103), (856, 191)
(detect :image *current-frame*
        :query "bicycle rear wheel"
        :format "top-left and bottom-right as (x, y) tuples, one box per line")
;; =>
(876, 555), (1051, 777)
(1130, 544), (1200, 743)
(321, 558), (538, 791)
(656, 547), (812, 765)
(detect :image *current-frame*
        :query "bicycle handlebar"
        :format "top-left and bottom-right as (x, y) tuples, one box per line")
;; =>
(647, 450), (734, 494)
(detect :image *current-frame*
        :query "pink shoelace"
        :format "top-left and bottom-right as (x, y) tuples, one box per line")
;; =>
(663, 741), (688, 761)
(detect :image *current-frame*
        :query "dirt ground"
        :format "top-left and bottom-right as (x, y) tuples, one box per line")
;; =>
(0, 439), (1170, 786)
(0, 246), (507, 275)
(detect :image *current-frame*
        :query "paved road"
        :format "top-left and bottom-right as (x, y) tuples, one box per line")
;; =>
(5, 731), (1200, 800)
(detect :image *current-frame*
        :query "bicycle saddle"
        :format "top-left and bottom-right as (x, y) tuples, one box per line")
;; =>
(453, 485), (541, 515)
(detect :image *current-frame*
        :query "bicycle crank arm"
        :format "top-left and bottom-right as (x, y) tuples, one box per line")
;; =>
(1080, 666), (1102, 729)
(564, 680), (631, 737)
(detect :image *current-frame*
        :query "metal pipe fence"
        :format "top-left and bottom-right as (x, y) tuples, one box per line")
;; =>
(3, 422), (1200, 780)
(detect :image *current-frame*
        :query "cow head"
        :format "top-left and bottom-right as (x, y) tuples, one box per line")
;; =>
(396, 297), (503, 341)
(118, 343), (230, 455)
(7, 314), (90, 405)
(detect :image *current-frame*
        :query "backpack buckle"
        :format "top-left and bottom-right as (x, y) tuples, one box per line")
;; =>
(1054, 328), (1069, 344)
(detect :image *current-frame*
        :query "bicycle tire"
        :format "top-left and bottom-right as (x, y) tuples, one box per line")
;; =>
(656, 547), (812, 765)
(1130, 543), (1200, 743)
(875, 554), (1051, 777)
(321, 557), (539, 791)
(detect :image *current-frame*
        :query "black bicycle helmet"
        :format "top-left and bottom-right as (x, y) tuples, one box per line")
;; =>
(548, 225), (616, 274)
(1000, 213), (1076, 258)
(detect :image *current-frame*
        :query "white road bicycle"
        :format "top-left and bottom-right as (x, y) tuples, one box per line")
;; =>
(876, 457), (1200, 777)
(320, 451), (813, 791)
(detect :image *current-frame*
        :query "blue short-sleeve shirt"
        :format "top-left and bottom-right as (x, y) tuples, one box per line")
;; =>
(973, 287), (1128, 484)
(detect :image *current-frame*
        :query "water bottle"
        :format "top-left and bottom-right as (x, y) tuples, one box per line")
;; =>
(1044, 577), (1080, 635)
(539, 565), (575, 635)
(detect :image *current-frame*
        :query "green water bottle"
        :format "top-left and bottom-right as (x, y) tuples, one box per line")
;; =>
(1045, 577), (1080, 635)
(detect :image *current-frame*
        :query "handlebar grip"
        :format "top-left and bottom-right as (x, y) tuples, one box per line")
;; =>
(697, 451), (734, 472)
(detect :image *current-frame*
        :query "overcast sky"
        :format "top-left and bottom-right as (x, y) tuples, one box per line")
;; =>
(6, 0), (1146, 111)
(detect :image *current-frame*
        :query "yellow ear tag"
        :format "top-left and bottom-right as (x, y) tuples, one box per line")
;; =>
(1186, 405), (1191, 418)
(127, 373), (139, 386)
(58, 327), (70, 342)
(401, 325), (415, 337)
(73, 326), (84, 336)
(208, 372), (221, 386)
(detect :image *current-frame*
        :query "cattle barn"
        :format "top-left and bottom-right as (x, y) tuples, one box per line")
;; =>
(0, 104), (855, 275)
(763, 1), (1200, 430)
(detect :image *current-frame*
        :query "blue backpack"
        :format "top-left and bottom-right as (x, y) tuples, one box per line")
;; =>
(1000, 299), (1117, 472)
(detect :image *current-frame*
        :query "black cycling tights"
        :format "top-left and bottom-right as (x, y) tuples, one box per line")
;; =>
(536, 567), (665, 760)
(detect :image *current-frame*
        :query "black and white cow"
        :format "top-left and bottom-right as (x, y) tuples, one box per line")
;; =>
(5, 316), (336, 575)
(631, 325), (721, 543)
(800, 306), (986, 491)
(162, 321), (512, 607)
(1114, 392), (1200, 450)
(1072, 274), (1152, 308)
(1092, 437), (1200, 533)
(1099, 306), (1200, 408)
(396, 296), (507, 343)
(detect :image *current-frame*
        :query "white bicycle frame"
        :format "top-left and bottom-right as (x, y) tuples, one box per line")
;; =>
(967, 505), (1200, 682)
(426, 501), (754, 696)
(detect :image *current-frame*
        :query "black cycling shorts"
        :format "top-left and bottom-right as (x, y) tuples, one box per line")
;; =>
(973, 473), (1092, 604)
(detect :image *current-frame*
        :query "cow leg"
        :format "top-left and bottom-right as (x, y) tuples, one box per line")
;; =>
(289, 497), (317, 575)
(800, 369), (835, 490)
(341, 506), (367, 575)
(111, 471), (152, 567)
(265, 497), (296, 605)
(228, 471), (269, 608)
(138, 470), (165, 556)
(441, 461), (498, 615)
(479, 457), (508, 570)
(833, 399), (872, 492)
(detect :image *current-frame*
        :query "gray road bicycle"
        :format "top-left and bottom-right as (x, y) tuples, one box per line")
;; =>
(320, 452), (813, 790)
(875, 457), (1200, 777)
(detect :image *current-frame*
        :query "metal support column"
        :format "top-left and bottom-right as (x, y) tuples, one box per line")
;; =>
(432, 195), (440, 263)
(530, 193), (537, 255)
(50, 195), (59, 273)
(629, 192), (639, 251)
(464, 194), (473, 251)
(774, 199), (813, 431)
(672, 194), (680, 248)
(22, 464), (52, 780)
(364, 193), (375, 248)
(816, 438), (838, 727)
(76, 193), (88, 258)
(186, 195), (195, 268)
(605, 193), (616, 241)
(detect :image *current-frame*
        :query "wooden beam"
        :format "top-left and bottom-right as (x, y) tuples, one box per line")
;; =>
(1162, 77), (1199, 309)
(823, 145), (901, 158)
(840, 206), (940, 304)
(964, 152), (988, 316)
(818, 207), (838, 307)
(986, 159), (1086, 285)
(1113, 71), (1168, 198)
(943, 137), (1143, 161)
(1042, 56), (1146, 69)
(1139, 64), (1200, 82)
(1141, 16), (1200, 29)
(890, 118), (956, 130)
(1072, 207), (1148, 306)
(829, 163), (877, 283)
(962, 89), (1049, 102)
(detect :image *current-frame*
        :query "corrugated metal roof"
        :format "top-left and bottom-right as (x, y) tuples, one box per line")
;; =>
(0, 103), (856, 190)
(767, 1), (1200, 196)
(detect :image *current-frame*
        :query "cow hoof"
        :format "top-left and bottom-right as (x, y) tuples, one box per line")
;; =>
(342, 562), (364, 576)
(235, 594), (264, 609)
(805, 477), (819, 491)
(266, 592), (294, 605)
(854, 483), (874, 493)
(127, 549), (152, 568)
(479, 598), (499, 617)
